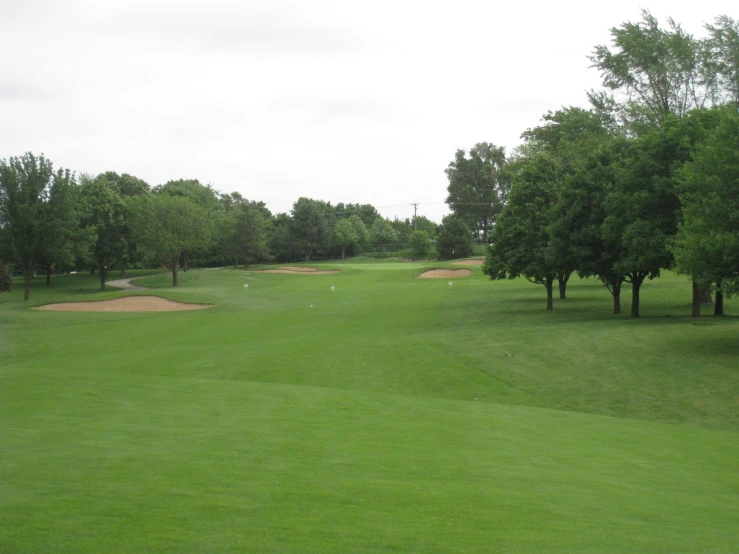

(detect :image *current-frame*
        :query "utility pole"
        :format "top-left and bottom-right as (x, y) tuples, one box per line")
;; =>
(411, 203), (419, 229)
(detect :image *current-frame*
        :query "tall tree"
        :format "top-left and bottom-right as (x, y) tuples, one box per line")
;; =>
(703, 15), (739, 108)
(602, 110), (720, 317)
(445, 142), (509, 243)
(290, 198), (334, 262)
(483, 152), (566, 310)
(0, 153), (75, 301)
(590, 10), (711, 130)
(220, 201), (268, 267)
(78, 176), (128, 291)
(155, 179), (219, 270)
(369, 218), (397, 253)
(673, 106), (739, 316)
(549, 137), (629, 313)
(129, 195), (210, 287)
(333, 218), (359, 260)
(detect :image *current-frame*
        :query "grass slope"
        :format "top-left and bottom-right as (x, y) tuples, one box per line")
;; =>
(1, 263), (737, 552)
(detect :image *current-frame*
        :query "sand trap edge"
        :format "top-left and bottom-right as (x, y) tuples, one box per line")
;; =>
(450, 259), (484, 266)
(33, 296), (213, 313)
(417, 269), (473, 279)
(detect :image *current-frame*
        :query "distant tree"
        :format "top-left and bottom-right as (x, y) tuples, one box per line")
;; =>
(334, 218), (359, 260)
(348, 215), (369, 246)
(37, 170), (80, 286)
(268, 213), (301, 262)
(155, 179), (220, 270)
(78, 175), (129, 291)
(409, 230), (433, 260)
(220, 201), (268, 267)
(0, 153), (76, 301)
(411, 215), (438, 238)
(129, 195), (211, 286)
(290, 198), (334, 261)
(390, 217), (412, 243)
(370, 218), (397, 253)
(445, 142), (509, 243)
(335, 203), (379, 227)
(94, 172), (150, 277)
(436, 214), (474, 260)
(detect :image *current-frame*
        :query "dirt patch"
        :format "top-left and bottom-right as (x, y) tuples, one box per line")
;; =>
(417, 269), (472, 279)
(450, 259), (484, 266)
(248, 267), (340, 275)
(34, 296), (212, 312)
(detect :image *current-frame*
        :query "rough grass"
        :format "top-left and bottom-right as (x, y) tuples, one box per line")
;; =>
(1, 263), (737, 553)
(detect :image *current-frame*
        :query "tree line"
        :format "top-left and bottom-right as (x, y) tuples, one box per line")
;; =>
(443, 11), (739, 317)
(0, 160), (477, 300)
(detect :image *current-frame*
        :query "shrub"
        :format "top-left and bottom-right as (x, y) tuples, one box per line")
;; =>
(409, 230), (433, 260)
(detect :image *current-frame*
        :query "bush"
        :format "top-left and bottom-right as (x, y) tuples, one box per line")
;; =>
(0, 264), (11, 293)
(409, 230), (433, 260)
(436, 215), (475, 259)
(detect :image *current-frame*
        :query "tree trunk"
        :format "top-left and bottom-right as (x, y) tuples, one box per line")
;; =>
(304, 247), (312, 262)
(120, 262), (127, 278)
(691, 281), (701, 318)
(714, 289), (724, 316)
(341, 247), (346, 260)
(23, 263), (31, 301)
(612, 280), (622, 315)
(557, 273), (569, 300)
(698, 282), (712, 303)
(182, 253), (189, 272)
(46, 263), (52, 286)
(172, 266), (179, 287)
(545, 279), (554, 311)
(99, 266), (108, 291)
(631, 280), (642, 318)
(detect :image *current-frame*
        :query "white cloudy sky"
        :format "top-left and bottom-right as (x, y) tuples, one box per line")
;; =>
(1, 1), (734, 222)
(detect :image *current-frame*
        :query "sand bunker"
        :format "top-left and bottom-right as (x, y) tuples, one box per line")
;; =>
(450, 259), (484, 266)
(34, 296), (212, 313)
(417, 269), (472, 279)
(249, 266), (340, 275)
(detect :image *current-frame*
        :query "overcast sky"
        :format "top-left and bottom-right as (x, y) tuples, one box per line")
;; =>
(1, 1), (735, 222)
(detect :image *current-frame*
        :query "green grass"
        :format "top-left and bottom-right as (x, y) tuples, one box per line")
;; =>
(1, 263), (737, 552)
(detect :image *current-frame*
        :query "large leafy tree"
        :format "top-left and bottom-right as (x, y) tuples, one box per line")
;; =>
(333, 218), (359, 260)
(590, 10), (711, 129)
(445, 142), (509, 243)
(0, 153), (76, 301)
(523, 107), (614, 300)
(129, 195), (211, 286)
(369, 218), (397, 253)
(155, 179), (220, 270)
(220, 200), (268, 267)
(436, 214), (474, 261)
(602, 110), (720, 317)
(290, 198), (334, 262)
(673, 106), (739, 316)
(78, 175), (128, 290)
(94, 171), (150, 277)
(549, 137), (629, 313)
(483, 152), (566, 310)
